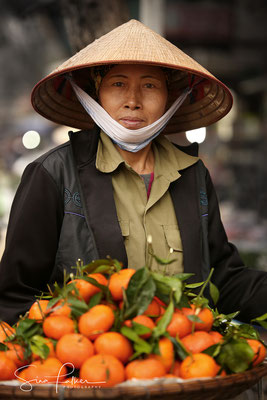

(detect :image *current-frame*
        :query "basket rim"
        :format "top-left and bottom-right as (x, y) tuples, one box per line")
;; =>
(1, 361), (267, 399)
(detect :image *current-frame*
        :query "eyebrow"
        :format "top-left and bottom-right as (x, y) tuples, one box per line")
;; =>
(107, 74), (161, 80)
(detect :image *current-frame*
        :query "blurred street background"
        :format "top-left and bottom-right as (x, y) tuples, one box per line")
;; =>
(0, 0), (267, 271)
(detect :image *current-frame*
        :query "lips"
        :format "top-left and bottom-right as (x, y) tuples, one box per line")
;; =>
(119, 117), (145, 129)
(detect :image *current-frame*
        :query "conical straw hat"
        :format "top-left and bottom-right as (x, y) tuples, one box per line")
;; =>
(31, 19), (232, 134)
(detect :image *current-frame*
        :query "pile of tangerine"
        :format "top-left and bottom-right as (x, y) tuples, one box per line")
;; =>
(0, 268), (266, 388)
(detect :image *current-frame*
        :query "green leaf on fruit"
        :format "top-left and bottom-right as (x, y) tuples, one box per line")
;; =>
(124, 269), (156, 319)
(131, 321), (152, 336)
(153, 300), (174, 338)
(29, 335), (50, 359)
(209, 281), (220, 305)
(120, 326), (152, 355)
(217, 339), (254, 373)
(151, 273), (182, 304)
(88, 292), (103, 309)
(170, 336), (189, 360)
(16, 319), (42, 339)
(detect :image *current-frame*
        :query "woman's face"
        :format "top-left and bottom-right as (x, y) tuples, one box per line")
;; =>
(98, 64), (168, 129)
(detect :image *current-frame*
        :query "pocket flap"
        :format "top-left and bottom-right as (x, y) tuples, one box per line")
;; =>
(163, 225), (183, 251)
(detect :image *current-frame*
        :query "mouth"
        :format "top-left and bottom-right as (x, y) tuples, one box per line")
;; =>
(119, 117), (145, 129)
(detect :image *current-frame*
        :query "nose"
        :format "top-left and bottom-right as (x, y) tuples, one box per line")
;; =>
(124, 86), (142, 110)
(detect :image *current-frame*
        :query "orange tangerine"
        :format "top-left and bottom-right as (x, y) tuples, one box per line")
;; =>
(56, 333), (94, 369)
(43, 315), (75, 340)
(181, 331), (214, 354)
(209, 331), (223, 345)
(247, 339), (266, 366)
(0, 353), (17, 380)
(78, 304), (115, 341)
(143, 299), (161, 318)
(182, 305), (213, 332)
(125, 358), (166, 380)
(94, 332), (133, 364)
(28, 300), (49, 321)
(124, 315), (155, 339)
(80, 354), (125, 387)
(148, 337), (174, 372)
(3, 343), (28, 368)
(108, 269), (136, 301)
(16, 366), (28, 382)
(68, 274), (107, 303)
(0, 321), (15, 343)
(49, 300), (71, 317)
(159, 311), (191, 339)
(180, 353), (220, 379)
(24, 357), (67, 384)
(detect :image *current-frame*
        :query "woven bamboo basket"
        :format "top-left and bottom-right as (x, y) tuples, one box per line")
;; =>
(1, 362), (267, 400)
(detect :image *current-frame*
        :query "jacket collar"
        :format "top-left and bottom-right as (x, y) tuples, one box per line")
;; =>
(68, 125), (100, 166)
(96, 130), (199, 177)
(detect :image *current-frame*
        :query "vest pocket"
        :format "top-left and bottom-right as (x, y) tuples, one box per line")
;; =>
(162, 224), (184, 275)
(163, 225), (183, 253)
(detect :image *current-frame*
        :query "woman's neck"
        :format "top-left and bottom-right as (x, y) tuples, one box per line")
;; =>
(115, 142), (154, 175)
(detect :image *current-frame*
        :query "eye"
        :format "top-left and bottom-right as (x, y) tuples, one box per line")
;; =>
(112, 81), (124, 87)
(144, 83), (155, 89)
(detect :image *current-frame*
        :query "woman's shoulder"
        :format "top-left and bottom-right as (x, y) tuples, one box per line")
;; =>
(33, 141), (72, 167)
(24, 128), (98, 190)
(18, 141), (74, 193)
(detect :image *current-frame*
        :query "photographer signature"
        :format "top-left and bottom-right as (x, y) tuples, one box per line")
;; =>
(14, 363), (104, 392)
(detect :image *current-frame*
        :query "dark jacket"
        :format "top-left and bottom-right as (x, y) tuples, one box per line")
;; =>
(1, 127), (267, 324)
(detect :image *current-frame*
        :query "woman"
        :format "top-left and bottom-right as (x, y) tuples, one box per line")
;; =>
(0, 20), (266, 325)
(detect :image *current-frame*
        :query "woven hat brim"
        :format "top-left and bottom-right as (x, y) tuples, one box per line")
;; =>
(31, 19), (233, 133)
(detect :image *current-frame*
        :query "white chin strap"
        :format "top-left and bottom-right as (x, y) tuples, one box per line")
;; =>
(69, 77), (191, 152)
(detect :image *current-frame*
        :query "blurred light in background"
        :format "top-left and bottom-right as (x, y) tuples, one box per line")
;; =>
(186, 127), (206, 143)
(22, 130), (41, 149)
(52, 126), (72, 146)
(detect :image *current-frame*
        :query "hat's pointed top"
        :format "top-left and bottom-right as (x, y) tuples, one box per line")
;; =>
(52, 17), (210, 76)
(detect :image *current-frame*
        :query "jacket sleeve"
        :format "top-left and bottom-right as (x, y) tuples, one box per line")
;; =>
(206, 168), (267, 323)
(0, 162), (64, 325)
